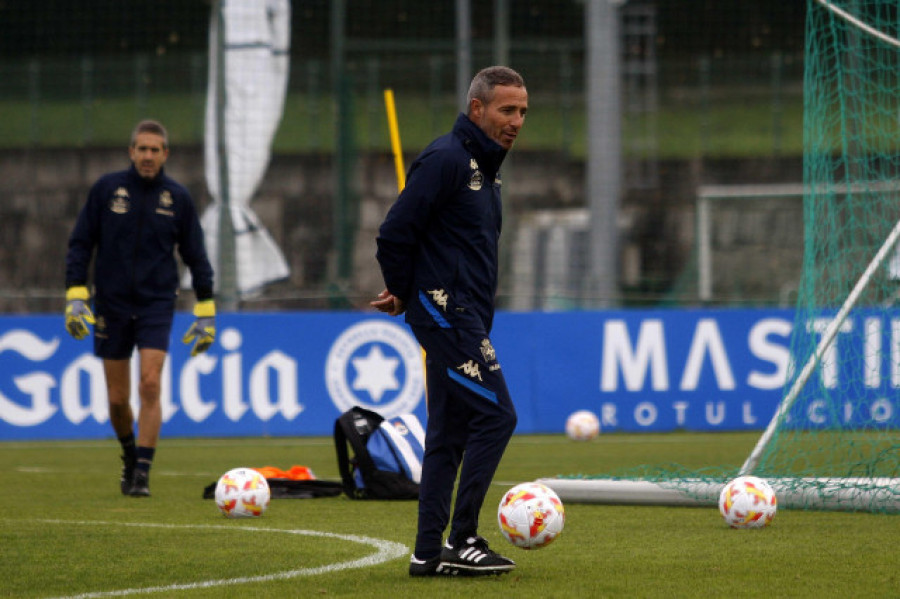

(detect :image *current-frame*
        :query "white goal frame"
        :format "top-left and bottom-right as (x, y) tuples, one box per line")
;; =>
(696, 183), (805, 303)
(545, 180), (900, 512)
(541, 3), (900, 512)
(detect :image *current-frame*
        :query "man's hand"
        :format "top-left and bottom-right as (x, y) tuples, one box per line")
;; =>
(64, 286), (95, 340)
(182, 300), (216, 356)
(370, 288), (406, 316)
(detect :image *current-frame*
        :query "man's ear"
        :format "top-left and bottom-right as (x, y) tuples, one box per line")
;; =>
(469, 98), (484, 119)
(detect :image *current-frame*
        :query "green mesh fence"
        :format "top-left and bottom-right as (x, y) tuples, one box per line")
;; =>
(745, 0), (900, 512)
(549, 0), (900, 513)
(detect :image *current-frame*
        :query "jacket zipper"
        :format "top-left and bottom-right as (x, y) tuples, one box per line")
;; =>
(130, 187), (146, 308)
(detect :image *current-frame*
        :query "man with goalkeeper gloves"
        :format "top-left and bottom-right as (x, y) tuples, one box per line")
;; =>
(64, 119), (215, 497)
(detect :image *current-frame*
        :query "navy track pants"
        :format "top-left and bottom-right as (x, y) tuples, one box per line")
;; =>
(410, 325), (517, 558)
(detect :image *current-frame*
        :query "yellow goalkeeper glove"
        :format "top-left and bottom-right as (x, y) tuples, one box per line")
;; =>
(64, 286), (95, 340)
(182, 300), (216, 356)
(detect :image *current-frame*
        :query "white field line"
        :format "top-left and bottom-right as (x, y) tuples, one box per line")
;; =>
(15, 519), (407, 599)
(14, 466), (237, 478)
(3, 433), (726, 453)
(1, 438), (335, 450)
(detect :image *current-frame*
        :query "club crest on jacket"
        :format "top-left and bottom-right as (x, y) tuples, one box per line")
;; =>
(468, 158), (483, 190)
(109, 187), (130, 214)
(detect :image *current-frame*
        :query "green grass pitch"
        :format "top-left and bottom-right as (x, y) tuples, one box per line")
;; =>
(3, 431), (897, 598)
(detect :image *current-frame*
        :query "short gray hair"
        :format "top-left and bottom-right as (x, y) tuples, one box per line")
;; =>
(131, 119), (169, 148)
(466, 66), (525, 111)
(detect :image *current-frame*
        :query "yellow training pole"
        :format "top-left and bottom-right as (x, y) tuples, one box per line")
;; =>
(384, 88), (406, 193)
(383, 88), (428, 408)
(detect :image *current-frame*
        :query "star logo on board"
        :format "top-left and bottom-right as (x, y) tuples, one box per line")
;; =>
(326, 320), (425, 416)
(351, 344), (400, 402)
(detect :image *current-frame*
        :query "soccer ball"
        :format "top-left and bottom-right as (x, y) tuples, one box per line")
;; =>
(498, 482), (565, 549)
(214, 467), (271, 518)
(565, 409), (600, 441)
(718, 475), (777, 529)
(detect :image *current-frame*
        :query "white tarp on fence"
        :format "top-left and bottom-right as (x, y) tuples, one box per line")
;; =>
(195, 0), (291, 296)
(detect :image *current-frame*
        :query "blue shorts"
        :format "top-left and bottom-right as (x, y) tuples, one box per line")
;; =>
(93, 309), (174, 359)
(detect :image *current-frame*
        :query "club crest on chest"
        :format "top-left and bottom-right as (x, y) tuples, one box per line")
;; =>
(109, 187), (130, 214)
(468, 158), (483, 190)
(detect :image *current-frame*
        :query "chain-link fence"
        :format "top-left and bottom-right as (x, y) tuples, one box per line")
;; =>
(0, 1), (807, 312)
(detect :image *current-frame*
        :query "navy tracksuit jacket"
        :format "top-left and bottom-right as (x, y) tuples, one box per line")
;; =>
(66, 165), (213, 316)
(376, 113), (518, 556)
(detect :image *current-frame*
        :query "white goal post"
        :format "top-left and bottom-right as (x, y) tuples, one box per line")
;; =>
(696, 183), (805, 302)
(550, 1), (900, 512)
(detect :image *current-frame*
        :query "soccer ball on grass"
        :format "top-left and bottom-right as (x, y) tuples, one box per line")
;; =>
(214, 467), (271, 518)
(565, 409), (600, 441)
(718, 475), (777, 529)
(498, 482), (565, 549)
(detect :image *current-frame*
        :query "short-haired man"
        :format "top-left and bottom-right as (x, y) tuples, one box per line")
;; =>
(373, 66), (528, 576)
(65, 119), (216, 497)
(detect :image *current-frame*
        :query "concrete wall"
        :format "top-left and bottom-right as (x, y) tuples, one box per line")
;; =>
(0, 147), (801, 314)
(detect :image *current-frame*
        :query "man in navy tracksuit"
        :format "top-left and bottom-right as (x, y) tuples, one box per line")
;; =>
(65, 120), (215, 497)
(372, 66), (528, 577)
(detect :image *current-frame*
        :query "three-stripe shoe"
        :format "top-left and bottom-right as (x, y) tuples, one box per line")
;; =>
(438, 536), (516, 576)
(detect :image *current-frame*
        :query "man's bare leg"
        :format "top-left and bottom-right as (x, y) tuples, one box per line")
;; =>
(104, 358), (136, 494)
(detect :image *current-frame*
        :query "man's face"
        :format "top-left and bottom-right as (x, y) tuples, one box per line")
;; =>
(469, 84), (528, 150)
(129, 132), (169, 179)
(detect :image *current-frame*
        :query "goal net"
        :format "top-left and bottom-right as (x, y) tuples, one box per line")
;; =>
(542, 0), (900, 512)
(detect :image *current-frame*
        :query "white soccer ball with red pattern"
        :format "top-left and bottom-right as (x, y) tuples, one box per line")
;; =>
(214, 467), (271, 518)
(565, 409), (600, 441)
(718, 476), (777, 529)
(498, 482), (565, 549)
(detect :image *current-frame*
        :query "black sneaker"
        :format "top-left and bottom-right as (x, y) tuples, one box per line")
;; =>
(120, 453), (136, 496)
(438, 536), (516, 576)
(129, 471), (151, 497)
(408, 554), (441, 577)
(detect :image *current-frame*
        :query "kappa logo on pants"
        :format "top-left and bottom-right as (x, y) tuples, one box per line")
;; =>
(456, 360), (483, 381)
(427, 289), (449, 311)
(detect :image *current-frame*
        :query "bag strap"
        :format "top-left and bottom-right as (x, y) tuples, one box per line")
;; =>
(333, 406), (384, 499)
(333, 415), (356, 497)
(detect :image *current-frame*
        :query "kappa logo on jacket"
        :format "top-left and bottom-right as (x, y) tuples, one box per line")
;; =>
(456, 360), (483, 381)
